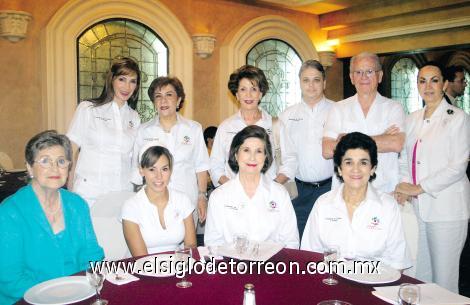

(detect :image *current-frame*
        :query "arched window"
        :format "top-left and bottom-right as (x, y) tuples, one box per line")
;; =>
(77, 19), (168, 122)
(391, 58), (421, 114)
(453, 70), (470, 114)
(247, 39), (302, 117)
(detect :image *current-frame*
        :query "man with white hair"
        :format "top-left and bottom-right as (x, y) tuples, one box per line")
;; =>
(322, 52), (406, 193)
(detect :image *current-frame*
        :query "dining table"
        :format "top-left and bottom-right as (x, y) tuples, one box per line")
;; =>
(17, 248), (420, 305)
(0, 170), (28, 203)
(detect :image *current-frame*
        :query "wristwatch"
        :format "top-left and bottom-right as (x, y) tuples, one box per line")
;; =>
(198, 191), (208, 200)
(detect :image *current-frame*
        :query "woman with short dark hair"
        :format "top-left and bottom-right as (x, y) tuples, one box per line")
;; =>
(301, 132), (410, 271)
(122, 145), (196, 256)
(0, 131), (103, 305)
(205, 126), (298, 249)
(131, 76), (210, 224)
(67, 57), (142, 206)
(210, 65), (277, 187)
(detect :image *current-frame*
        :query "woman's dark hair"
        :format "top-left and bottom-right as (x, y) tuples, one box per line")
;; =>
(419, 61), (444, 77)
(25, 130), (72, 167)
(147, 76), (186, 111)
(333, 132), (378, 183)
(140, 145), (173, 171)
(203, 126), (218, 145)
(90, 57), (141, 110)
(227, 65), (269, 98)
(228, 125), (273, 174)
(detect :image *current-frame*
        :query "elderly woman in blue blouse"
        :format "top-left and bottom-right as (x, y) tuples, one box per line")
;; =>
(301, 132), (410, 271)
(0, 131), (104, 305)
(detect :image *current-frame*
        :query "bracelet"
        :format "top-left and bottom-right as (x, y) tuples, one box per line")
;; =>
(198, 191), (208, 200)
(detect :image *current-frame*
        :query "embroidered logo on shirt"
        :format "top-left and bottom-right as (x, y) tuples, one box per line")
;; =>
(95, 116), (111, 122)
(182, 135), (191, 145)
(144, 137), (160, 142)
(268, 200), (279, 212)
(288, 117), (303, 122)
(367, 216), (381, 230)
(325, 217), (342, 222)
(224, 204), (239, 211)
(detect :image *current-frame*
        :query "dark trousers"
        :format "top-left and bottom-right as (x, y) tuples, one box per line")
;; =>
(293, 179), (332, 240)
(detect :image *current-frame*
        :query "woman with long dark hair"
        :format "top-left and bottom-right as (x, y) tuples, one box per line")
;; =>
(67, 57), (142, 205)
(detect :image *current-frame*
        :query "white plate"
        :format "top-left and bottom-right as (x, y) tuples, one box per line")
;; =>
(24, 276), (94, 305)
(135, 253), (195, 277)
(336, 260), (401, 284)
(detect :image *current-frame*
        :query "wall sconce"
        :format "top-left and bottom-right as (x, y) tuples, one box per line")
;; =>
(0, 10), (32, 42)
(192, 34), (216, 59)
(318, 50), (336, 68)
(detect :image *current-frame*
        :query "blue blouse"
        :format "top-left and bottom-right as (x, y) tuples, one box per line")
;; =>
(0, 184), (104, 304)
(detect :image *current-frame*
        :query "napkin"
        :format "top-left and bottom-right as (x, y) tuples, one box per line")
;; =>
(105, 268), (139, 285)
(372, 283), (470, 305)
(198, 246), (223, 263)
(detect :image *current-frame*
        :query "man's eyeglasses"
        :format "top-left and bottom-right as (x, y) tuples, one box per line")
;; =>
(34, 157), (70, 169)
(352, 69), (379, 78)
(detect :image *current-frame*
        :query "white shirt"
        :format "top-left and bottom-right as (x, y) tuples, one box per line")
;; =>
(121, 188), (194, 255)
(130, 114), (210, 207)
(399, 99), (470, 222)
(67, 101), (141, 203)
(323, 93), (405, 193)
(204, 174), (299, 249)
(301, 184), (411, 270)
(279, 97), (334, 182)
(209, 109), (277, 186)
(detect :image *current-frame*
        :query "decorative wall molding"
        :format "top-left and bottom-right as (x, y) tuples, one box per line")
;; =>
(0, 10), (32, 42)
(219, 15), (317, 121)
(42, 0), (193, 132)
(192, 34), (216, 59)
(335, 16), (470, 44)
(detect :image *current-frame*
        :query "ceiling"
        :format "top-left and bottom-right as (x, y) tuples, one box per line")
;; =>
(254, 0), (373, 15)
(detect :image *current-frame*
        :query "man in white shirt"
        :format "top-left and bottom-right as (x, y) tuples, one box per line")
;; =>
(322, 52), (405, 194)
(275, 60), (334, 238)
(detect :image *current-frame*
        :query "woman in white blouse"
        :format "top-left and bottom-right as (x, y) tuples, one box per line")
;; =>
(301, 132), (410, 271)
(205, 125), (299, 249)
(122, 145), (196, 256)
(210, 65), (277, 187)
(67, 57), (141, 205)
(395, 62), (469, 292)
(131, 76), (210, 223)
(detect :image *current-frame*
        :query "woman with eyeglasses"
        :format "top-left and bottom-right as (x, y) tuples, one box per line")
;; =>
(395, 62), (470, 293)
(131, 76), (210, 225)
(0, 131), (104, 305)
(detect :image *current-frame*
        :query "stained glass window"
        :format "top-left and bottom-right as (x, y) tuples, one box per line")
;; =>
(247, 39), (302, 117)
(391, 58), (421, 114)
(453, 70), (470, 114)
(77, 19), (168, 122)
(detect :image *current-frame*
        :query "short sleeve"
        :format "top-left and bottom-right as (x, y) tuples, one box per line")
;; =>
(67, 101), (92, 147)
(178, 192), (195, 219)
(120, 195), (141, 224)
(323, 104), (341, 139)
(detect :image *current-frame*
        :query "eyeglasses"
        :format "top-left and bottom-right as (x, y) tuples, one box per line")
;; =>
(34, 157), (70, 169)
(352, 69), (379, 78)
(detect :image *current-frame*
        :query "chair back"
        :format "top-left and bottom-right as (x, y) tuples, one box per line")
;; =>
(0, 152), (14, 171)
(90, 191), (135, 260)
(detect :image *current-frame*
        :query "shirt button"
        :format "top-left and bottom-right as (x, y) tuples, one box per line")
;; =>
(419, 139), (422, 143)
(426, 120), (430, 123)
(417, 161), (421, 165)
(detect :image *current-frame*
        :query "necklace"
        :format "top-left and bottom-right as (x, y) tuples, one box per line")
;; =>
(41, 194), (62, 223)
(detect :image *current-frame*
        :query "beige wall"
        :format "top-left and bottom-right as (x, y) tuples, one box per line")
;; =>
(0, 0), (468, 166)
(0, 0), (318, 166)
